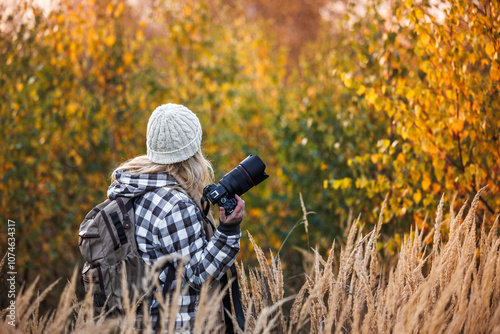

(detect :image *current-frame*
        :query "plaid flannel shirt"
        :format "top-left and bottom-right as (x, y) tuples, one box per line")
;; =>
(108, 171), (241, 332)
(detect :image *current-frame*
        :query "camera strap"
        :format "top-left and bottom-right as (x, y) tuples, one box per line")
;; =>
(225, 264), (246, 331)
(198, 197), (245, 331)
(201, 195), (211, 218)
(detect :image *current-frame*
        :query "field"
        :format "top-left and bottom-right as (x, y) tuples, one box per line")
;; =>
(1, 188), (499, 333)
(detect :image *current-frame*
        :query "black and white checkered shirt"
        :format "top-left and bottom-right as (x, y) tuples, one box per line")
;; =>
(108, 171), (241, 331)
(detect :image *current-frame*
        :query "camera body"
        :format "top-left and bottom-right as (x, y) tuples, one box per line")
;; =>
(202, 155), (269, 215)
(203, 184), (239, 215)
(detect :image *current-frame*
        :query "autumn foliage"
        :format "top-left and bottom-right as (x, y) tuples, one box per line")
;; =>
(1, 0), (499, 318)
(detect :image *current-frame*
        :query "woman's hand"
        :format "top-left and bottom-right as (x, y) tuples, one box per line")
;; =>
(220, 195), (245, 224)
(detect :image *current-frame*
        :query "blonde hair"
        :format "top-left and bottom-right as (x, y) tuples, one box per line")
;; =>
(111, 150), (214, 197)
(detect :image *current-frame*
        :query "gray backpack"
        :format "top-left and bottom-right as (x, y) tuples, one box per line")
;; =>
(78, 197), (146, 314)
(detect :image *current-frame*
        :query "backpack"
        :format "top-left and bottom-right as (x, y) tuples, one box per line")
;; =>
(78, 196), (146, 315)
(78, 191), (245, 330)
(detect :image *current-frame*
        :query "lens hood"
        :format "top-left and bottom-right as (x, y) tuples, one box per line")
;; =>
(239, 155), (269, 185)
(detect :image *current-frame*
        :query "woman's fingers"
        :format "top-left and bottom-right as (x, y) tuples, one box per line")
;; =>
(220, 195), (245, 224)
(219, 206), (227, 222)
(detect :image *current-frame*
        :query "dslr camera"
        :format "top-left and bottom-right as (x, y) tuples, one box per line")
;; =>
(202, 155), (269, 216)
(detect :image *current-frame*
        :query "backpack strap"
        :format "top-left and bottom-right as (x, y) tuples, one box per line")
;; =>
(100, 210), (120, 250)
(94, 266), (107, 308)
(110, 211), (128, 246)
(152, 261), (176, 330)
(116, 197), (132, 229)
(161, 262), (176, 298)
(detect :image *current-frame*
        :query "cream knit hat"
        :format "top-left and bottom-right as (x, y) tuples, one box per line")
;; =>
(146, 103), (202, 164)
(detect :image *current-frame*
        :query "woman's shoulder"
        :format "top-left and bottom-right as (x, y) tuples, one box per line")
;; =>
(136, 186), (196, 219)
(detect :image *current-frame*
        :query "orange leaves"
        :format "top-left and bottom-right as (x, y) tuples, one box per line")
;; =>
(485, 43), (496, 58)
(114, 2), (125, 18)
(421, 174), (431, 192)
(104, 35), (116, 48)
(490, 62), (500, 82)
(123, 53), (133, 66)
(450, 119), (465, 133)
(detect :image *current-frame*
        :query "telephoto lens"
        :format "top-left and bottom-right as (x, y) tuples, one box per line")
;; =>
(202, 155), (269, 215)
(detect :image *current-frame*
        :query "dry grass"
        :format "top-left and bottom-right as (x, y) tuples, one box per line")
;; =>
(2, 188), (500, 333)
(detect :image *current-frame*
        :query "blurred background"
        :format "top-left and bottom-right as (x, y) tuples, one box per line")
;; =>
(1, 0), (499, 310)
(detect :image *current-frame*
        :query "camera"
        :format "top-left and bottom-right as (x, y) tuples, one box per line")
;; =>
(202, 155), (269, 216)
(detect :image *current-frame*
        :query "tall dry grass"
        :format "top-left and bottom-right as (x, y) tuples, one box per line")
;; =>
(2, 187), (500, 333)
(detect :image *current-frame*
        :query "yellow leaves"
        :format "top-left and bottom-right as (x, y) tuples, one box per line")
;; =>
(413, 189), (422, 204)
(365, 89), (378, 105)
(123, 53), (133, 66)
(401, 127), (409, 140)
(447, 104), (456, 116)
(485, 43), (496, 58)
(114, 3), (125, 18)
(490, 62), (500, 82)
(356, 85), (366, 95)
(445, 90), (453, 99)
(69, 149), (82, 166)
(3, 162), (15, 171)
(276, 168), (286, 182)
(432, 183), (441, 193)
(394, 233), (402, 248)
(136, 29), (144, 41)
(343, 77), (353, 88)
(16, 83), (24, 92)
(340, 72), (353, 88)
(106, 4), (113, 16)
(405, 89), (415, 101)
(26, 156), (36, 165)
(249, 208), (262, 219)
(374, 97), (384, 111)
(450, 119), (464, 133)
(97, 74), (106, 85)
(331, 178), (352, 190)
(105, 35), (116, 47)
(415, 9), (424, 20)
(67, 102), (78, 115)
(91, 130), (100, 145)
(420, 33), (431, 46)
(307, 86), (316, 97)
(386, 102), (396, 117)
(421, 174), (431, 191)
(377, 139), (391, 153)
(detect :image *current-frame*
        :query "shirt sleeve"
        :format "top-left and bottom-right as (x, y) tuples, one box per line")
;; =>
(155, 198), (241, 291)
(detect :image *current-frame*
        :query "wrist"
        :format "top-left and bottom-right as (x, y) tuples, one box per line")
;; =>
(217, 219), (242, 235)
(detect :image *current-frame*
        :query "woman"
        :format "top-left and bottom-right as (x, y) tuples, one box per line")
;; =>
(107, 103), (244, 332)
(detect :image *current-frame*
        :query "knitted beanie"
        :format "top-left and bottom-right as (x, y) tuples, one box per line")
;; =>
(146, 103), (202, 164)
